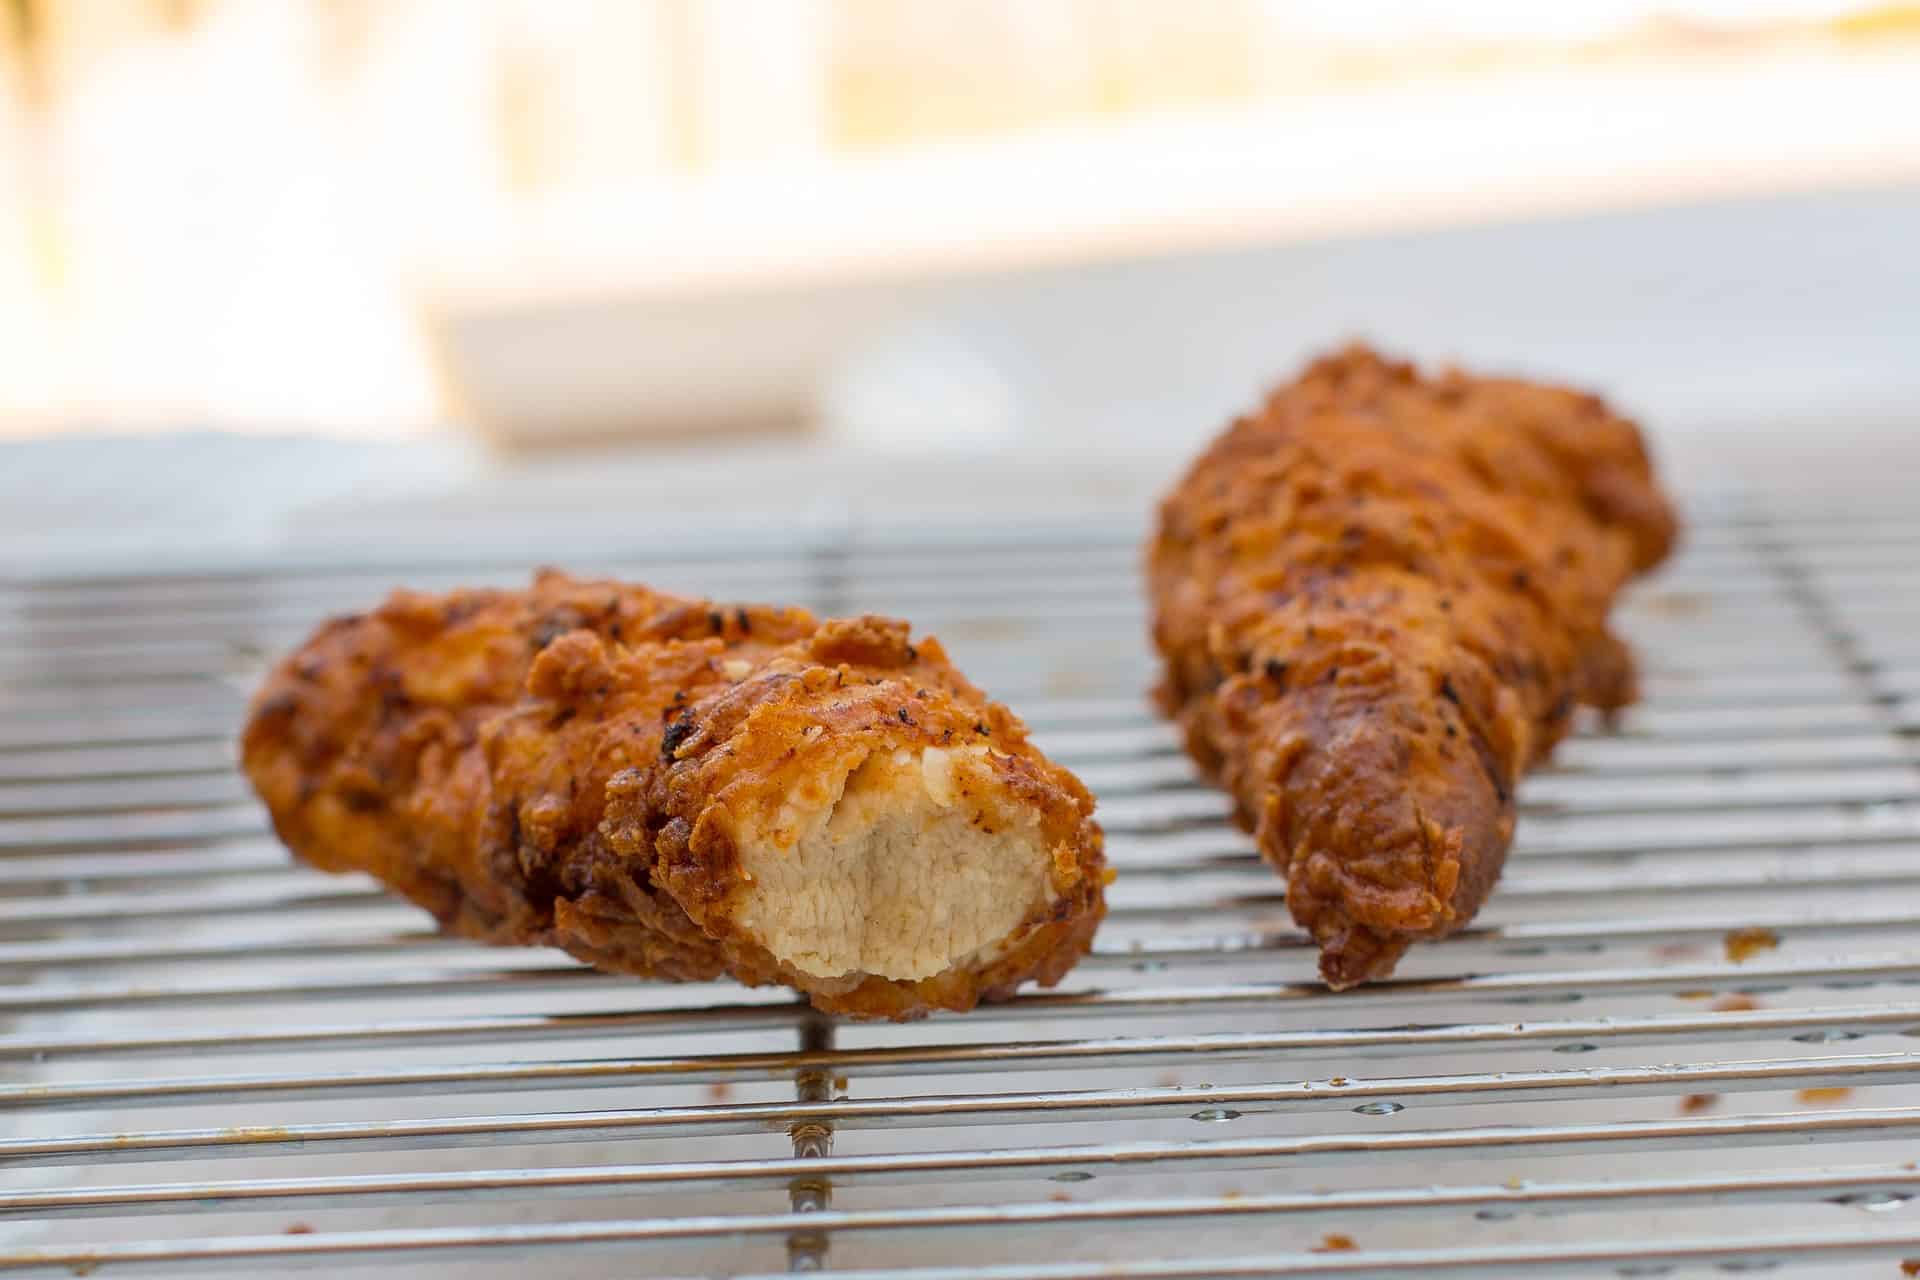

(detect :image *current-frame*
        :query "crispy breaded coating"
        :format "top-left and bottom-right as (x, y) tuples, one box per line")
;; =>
(241, 571), (1106, 1019)
(1149, 345), (1677, 988)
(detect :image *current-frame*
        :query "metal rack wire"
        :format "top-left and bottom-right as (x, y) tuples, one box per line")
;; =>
(0, 500), (1917, 1277)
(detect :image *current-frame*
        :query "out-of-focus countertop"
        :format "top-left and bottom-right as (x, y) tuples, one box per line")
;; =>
(8, 180), (1918, 580)
(2, 416), (1914, 583)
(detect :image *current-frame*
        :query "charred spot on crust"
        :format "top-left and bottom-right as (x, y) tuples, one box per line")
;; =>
(376, 686), (413, 728)
(533, 610), (585, 651)
(734, 607), (751, 633)
(661, 714), (696, 759)
(1264, 659), (1288, 686)
(896, 707), (915, 726)
(707, 610), (725, 635)
(1438, 676), (1461, 706)
(1452, 707), (1512, 808)
(256, 691), (298, 720)
(342, 787), (384, 814)
(1487, 763), (1511, 806)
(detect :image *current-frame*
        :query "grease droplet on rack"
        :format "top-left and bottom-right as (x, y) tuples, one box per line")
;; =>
(1831, 1189), (1910, 1211)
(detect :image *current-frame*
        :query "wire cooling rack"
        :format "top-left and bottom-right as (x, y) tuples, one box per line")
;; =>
(0, 498), (1918, 1278)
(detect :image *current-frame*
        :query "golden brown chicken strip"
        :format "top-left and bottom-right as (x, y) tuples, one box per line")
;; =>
(1149, 345), (1677, 988)
(241, 571), (1107, 1019)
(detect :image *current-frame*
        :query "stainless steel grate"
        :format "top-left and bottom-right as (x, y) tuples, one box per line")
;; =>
(2, 499), (1919, 1278)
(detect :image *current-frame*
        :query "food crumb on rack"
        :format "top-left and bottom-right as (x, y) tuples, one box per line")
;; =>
(1901, 1259), (1920, 1277)
(1795, 1087), (1853, 1105)
(1680, 1093), (1719, 1114)
(706, 1082), (734, 1102)
(1640, 591), (1710, 618)
(1723, 927), (1779, 963)
(284, 1223), (313, 1234)
(1312, 1233), (1357, 1253)
(1711, 994), (1760, 1013)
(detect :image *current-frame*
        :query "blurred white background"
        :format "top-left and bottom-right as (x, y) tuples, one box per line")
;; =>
(1, 0), (1917, 564)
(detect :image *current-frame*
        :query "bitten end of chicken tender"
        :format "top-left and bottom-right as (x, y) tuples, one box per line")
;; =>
(242, 573), (1106, 1019)
(1150, 344), (1677, 988)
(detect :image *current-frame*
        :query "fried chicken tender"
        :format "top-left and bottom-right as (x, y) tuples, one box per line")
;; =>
(1149, 346), (1677, 988)
(241, 571), (1106, 1019)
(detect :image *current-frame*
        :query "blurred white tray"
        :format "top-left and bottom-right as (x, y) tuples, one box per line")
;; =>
(419, 47), (1920, 449)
